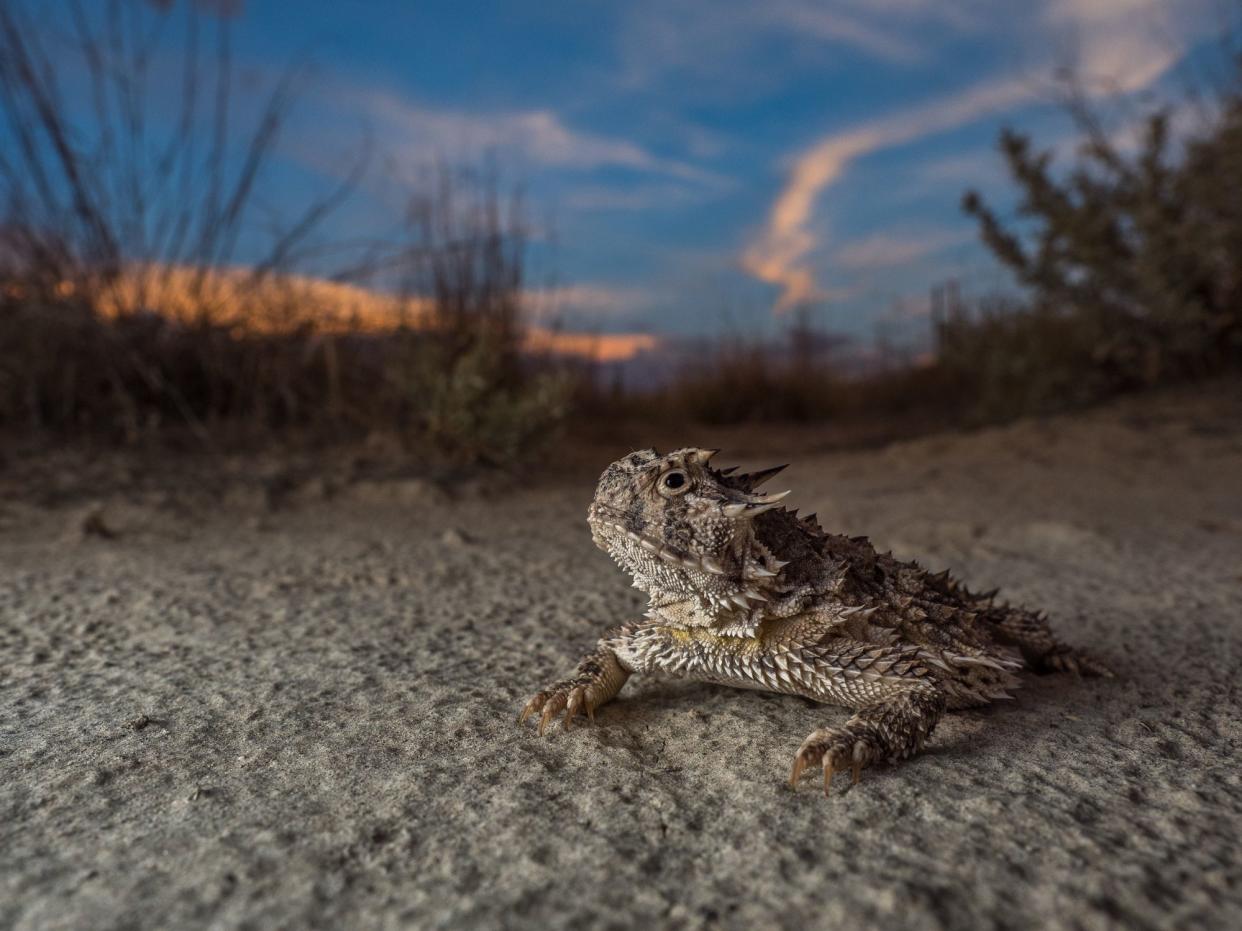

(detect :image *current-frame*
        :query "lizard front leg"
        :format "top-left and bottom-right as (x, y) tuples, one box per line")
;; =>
(518, 624), (637, 734)
(790, 641), (947, 795)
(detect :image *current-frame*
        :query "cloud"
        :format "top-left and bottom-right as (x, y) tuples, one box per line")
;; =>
(742, 77), (1033, 310)
(742, 0), (1217, 312)
(612, 0), (981, 94)
(1043, 0), (1198, 93)
(523, 328), (659, 362)
(832, 229), (973, 271)
(524, 284), (653, 322)
(756, 2), (924, 65)
(355, 90), (719, 184)
(97, 262), (659, 363)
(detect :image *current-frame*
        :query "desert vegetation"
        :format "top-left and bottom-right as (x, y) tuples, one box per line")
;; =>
(952, 81), (1242, 419)
(2, 0), (1240, 463)
(0, 1), (569, 463)
(636, 58), (1242, 428)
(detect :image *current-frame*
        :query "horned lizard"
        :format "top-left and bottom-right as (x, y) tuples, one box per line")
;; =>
(519, 447), (1111, 794)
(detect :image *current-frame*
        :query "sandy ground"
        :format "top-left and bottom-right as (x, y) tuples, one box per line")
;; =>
(2, 385), (1242, 931)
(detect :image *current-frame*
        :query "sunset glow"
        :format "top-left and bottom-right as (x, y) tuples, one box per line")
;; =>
(522, 328), (659, 363)
(85, 264), (659, 364)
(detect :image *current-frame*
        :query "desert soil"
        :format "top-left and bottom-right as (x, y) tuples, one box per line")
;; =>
(2, 385), (1241, 930)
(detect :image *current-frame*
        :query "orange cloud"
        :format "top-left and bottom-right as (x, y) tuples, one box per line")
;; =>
(93, 264), (427, 334)
(81, 264), (657, 363)
(523, 328), (659, 362)
(743, 78), (1032, 312)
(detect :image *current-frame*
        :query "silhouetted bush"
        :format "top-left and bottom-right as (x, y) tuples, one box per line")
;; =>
(960, 79), (1242, 412)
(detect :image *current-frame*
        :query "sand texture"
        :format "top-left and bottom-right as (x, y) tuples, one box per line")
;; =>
(3, 386), (1242, 930)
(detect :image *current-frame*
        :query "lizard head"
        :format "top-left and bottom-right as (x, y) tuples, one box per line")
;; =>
(587, 447), (791, 614)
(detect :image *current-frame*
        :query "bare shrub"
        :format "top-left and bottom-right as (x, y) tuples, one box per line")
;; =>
(0, 2), (570, 463)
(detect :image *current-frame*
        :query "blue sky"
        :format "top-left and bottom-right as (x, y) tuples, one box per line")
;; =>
(28, 0), (1232, 349)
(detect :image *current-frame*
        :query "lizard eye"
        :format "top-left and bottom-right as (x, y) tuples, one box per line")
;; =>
(659, 469), (690, 496)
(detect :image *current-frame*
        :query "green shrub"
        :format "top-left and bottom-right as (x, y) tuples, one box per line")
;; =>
(386, 331), (573, 465)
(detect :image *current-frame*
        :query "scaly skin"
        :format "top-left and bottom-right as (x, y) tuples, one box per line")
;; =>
(519, 447), (1112, 795)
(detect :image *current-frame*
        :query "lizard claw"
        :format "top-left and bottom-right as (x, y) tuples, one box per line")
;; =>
(790, 728), (878, 797)
(519, 682), (599, 735)
(563, 686), (588, 730)
(517, 695), (541, 726)
(789, 755), (808, 789)
(537, 693), (568, 735)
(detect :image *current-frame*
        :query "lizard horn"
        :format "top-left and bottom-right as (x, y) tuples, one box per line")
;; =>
(722, 489), (792, 517)
(736, 464), (788, 489)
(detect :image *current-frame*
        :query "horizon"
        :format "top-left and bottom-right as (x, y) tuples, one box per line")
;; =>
(6, 0), (1229, 360)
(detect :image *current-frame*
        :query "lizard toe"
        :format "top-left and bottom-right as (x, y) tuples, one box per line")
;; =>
(520, 679), (607, 735)
(562, 686), (589, 731)
(791, 727), (881, 796)
(537, 692), (568, 735)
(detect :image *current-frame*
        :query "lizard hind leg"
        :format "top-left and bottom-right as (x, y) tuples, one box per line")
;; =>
(789, 683), (947, 796)
(990, 608), (1113, 678)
